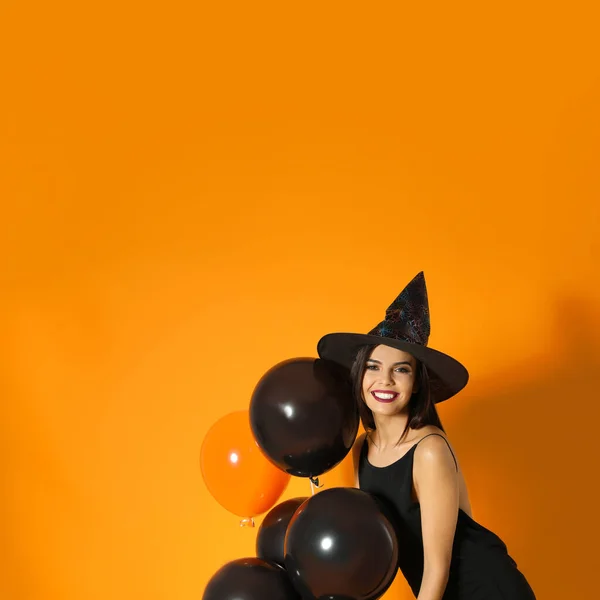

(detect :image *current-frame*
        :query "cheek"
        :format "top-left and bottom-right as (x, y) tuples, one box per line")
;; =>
(396, 375), (414, 395)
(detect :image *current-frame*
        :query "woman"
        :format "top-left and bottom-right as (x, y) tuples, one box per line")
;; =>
(317, 272), (536, 600)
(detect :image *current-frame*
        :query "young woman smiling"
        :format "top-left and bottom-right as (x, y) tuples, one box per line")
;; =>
(317, 272), (536, 600)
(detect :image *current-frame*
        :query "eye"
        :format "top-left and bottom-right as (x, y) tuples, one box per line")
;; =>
(396, 367), (411, 374)
(365, 364), (378, 370)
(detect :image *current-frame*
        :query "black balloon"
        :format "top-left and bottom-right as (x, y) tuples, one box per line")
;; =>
(249, 358), (359, 478)
(203, 557), (300, 600)
(284, 488), (399, 600)
(256, 497), (308, 567)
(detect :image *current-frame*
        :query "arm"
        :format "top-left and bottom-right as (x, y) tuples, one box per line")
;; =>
(413, 436), (460, 600)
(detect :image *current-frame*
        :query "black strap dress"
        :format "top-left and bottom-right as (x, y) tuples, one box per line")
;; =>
(358, 433), (536, 599)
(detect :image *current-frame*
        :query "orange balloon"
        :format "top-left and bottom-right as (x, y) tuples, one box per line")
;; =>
(200, 410), (290, 518)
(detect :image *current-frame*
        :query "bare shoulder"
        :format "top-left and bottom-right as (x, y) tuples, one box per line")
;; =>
(413, 425), (448, 443)
(413, 427), (470, 513)
(413, 427), (456, 467)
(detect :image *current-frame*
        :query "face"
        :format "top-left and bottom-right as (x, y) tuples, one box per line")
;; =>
(361, 345), (418, 417)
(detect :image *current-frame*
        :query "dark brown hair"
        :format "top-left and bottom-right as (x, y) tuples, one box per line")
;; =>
(350, 344), (445, 444)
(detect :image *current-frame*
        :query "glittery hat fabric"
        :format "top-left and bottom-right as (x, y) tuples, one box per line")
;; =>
(316, 272), (468, 403)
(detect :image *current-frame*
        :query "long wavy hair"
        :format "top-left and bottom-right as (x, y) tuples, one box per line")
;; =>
(350, 344), (445, 444)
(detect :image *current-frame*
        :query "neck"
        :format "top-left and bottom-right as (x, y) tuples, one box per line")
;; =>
(371, 411), (411, 448)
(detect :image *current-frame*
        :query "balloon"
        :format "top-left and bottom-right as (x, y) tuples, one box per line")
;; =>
(203, 557), (300, 600)
(256, 497), (307, 567)
(284, 487), (399, 600)
(249, 358), (359, 478)
(200, 410), (290, 518)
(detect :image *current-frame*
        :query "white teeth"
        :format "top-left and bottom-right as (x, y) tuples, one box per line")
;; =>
(373, 392), (396, 400)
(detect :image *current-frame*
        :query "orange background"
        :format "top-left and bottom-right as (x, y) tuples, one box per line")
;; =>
(1, 2), (599, 599)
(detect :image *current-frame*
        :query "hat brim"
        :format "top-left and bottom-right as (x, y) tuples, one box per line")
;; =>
(317, 333), (469, 403)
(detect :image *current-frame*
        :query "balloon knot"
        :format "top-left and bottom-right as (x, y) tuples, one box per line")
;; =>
(239, 517), (255, 528)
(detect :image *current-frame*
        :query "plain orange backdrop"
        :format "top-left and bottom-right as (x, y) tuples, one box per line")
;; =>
(1, 1), (599, 599)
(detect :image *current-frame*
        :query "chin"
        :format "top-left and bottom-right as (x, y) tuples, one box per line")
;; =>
(367, 401), (403, 416)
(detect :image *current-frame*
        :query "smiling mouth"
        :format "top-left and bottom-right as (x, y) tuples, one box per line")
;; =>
(371, 390), (399, 403)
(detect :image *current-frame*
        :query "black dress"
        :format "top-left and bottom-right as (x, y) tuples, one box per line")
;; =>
(358, 433), (536, 599)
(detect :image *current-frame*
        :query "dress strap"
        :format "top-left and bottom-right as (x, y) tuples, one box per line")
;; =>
(414, 433), (458, 472)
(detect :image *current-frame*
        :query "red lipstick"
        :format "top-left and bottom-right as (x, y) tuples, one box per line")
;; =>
(370, 390), (399, 403)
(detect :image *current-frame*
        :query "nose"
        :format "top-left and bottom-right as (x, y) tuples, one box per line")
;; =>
(376, 369), (395, 386)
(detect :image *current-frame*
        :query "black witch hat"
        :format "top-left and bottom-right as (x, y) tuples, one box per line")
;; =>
(317, 272), (468, 403)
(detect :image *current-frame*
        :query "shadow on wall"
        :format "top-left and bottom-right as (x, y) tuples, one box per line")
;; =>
(331, 292), (599, 600)
(444, 292), (599, 600)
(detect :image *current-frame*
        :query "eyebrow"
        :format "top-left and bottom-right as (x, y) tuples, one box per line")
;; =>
(366, 359), (413, 367)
